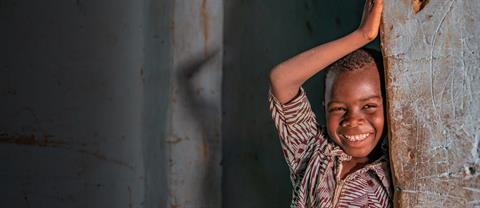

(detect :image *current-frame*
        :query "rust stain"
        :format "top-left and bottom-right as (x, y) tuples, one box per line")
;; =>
(0, 133), (134, 170)
(170, 196), (178, 208)
(412, 0), (430, 14)
(201, 128), (211, 159)
(201, 0), (209, 56)
(202, 136), (209, 159)
(171, 1), (176, 46)
(380, 19), (404, 207)
(85, 150), (134, 170)
(0, 133), (63, 147)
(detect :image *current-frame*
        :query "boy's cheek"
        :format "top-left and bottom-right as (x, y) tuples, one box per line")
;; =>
(326, 117), (343, 144)
(325, 116), (338, 132)
(370, 115), (385, 140)
(374, 112), (385, 127)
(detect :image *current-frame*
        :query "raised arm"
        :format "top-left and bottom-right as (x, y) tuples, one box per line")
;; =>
(269, 0), (383, 103)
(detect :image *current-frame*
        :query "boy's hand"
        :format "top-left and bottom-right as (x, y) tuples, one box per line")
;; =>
(358, 0), (383, 41)
(270, 0), (383, 103)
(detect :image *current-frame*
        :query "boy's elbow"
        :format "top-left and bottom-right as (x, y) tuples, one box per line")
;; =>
(269, 68), (277, 85)
(270, 64), (303, 91)
(269, 65), (284, 87)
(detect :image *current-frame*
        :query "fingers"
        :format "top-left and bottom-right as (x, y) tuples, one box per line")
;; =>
(367, 0), (383, 23)
(372, 0), (384, 13)
(363, 0), (382, 18)
(363, 0), (372, 13)
(358, 0), (383, 41)
(368, 0), (375, 12)
(362, 0), (383, 24)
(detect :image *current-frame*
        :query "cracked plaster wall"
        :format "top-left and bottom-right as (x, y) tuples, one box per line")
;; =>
(382, 0), (480, 207)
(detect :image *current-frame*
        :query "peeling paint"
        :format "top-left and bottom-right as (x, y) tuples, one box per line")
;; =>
(165, 135), (183, 144)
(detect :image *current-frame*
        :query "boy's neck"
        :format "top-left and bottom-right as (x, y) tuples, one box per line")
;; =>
(340, 157), (369, 179)
(340, 143), (384, 179)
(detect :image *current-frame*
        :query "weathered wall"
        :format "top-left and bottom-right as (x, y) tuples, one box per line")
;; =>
(382, 0), (480, 207)
(143, 0), (173, 206)
(1, 0), (371, 207)
(0, 0), (147, 207)
(0, 0), (222, 207)
(167, 0), (223, 207)
(222, 0), (368, 207)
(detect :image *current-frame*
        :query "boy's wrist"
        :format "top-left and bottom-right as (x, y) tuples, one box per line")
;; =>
(350, 30), (373, 47)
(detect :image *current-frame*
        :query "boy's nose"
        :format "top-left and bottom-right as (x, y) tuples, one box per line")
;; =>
(341, 113), (365, 127)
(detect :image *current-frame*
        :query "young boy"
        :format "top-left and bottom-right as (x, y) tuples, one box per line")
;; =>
(269, 0), (391, 207)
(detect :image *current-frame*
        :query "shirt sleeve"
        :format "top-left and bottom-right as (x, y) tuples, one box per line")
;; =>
(268, 87), (325, 173)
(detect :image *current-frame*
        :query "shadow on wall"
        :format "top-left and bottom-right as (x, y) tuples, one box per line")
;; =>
(177, 51), (219, 125)
(175, 50), (222, 206)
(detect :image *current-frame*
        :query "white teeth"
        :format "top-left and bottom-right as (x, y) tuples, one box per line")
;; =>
(344, 133), (370, 142)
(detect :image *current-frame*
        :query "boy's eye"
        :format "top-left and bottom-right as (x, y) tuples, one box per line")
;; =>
(363, 104), (377, 111)
(329, 107), (346, 112)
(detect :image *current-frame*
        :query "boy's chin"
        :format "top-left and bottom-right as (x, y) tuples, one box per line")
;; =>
(331, 140), (373, 158)
(343, 148), (372, 159)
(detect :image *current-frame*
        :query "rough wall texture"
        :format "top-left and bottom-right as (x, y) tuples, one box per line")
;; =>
(381, 0), (480, 207)
(167, 0), (223, 207)
(1, 0), (373, 207)
(0, 0), (222, 207)
(0, 0), (147, 207)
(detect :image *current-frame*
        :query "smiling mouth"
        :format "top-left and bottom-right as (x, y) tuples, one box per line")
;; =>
(342, 133), (371, 142)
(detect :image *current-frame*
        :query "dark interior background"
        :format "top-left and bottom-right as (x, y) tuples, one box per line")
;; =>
(0, 0), (376, 207)
(223, 0), (374, 207)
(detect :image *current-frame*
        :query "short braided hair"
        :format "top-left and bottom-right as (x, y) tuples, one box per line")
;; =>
(327, 48), (383, 74)
(324, 48), (386, 101)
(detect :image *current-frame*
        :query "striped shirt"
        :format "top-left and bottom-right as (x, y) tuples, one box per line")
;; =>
(269, 88), (392, 208)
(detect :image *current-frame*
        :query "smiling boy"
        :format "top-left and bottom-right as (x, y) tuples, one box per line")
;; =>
(269, 0), (391, 207)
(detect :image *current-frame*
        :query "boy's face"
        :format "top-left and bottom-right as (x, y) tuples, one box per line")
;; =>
(324, 64), (385, 159)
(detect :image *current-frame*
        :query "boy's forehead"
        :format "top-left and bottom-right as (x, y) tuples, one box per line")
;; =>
(325, 65), (381, 100)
